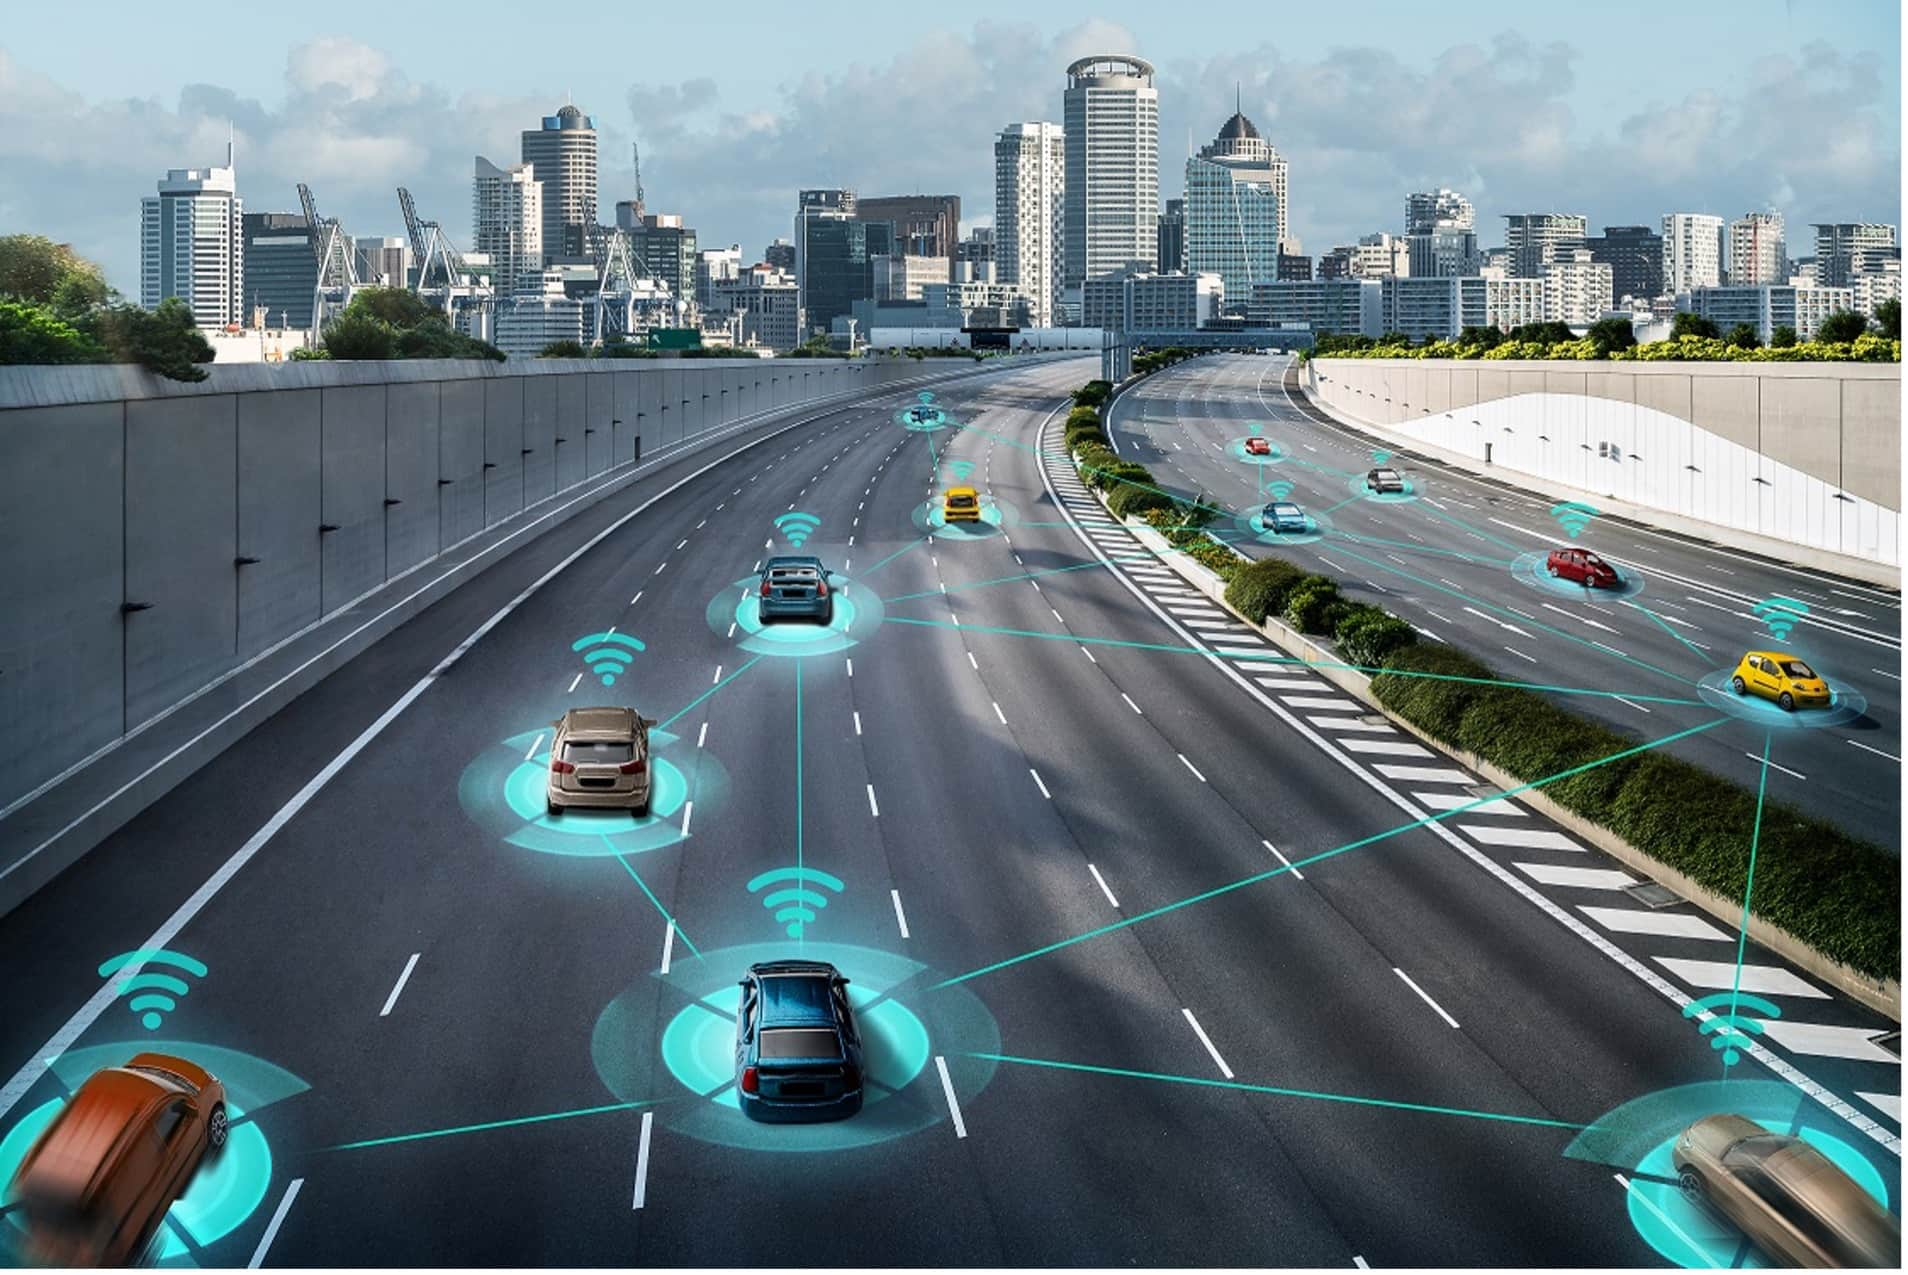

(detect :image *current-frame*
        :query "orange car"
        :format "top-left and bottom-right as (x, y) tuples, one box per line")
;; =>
(6, 1053), (227, 1266)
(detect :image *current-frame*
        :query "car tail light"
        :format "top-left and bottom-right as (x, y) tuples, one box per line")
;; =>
(815, 580), (829, 598)
(841, 1064), (860, 1089)
(618, 757), (647, 775)
(740, 1066), (759, 1094)
(550, 758), (576, 775)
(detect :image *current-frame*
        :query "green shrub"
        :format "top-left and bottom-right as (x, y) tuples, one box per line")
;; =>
(1180, 539), (1242, 580)
(1065, 405), (1101, 430)
(1333, 604), (1418, 669)
(1370, 644), (1501, 740)
(1065, 421), (1108, 451)
(1108, 484), (1176, 519)
(1224, 557), (1307, 624)
(1280, 576), (1341, 633)
(1072, 380), (1111, 408)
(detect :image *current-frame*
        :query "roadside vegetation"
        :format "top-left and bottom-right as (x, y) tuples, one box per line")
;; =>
(1061, 365), (1898, 983)
(0, 234), (215, 380)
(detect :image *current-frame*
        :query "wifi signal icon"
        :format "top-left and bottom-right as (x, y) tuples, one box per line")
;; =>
(1752, 596), (1810, 641)
(99, 949), (208, 1031)
(1267, 480), (1295, 501)
(1370, 448), (1392, 465)
(917, 391), (935, 404)
(1683, 992), (1782, 1065)
(943, 459), (975, 483)
(571, 632), (646, 686)
(774, 510), (822, 548)
(1247, 422), (1264, 436)
(1549, 500), (1600, 539)
(747, 866), (846, 938)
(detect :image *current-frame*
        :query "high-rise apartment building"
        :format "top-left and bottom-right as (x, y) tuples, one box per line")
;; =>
(794, 189), (856, 332)
(1503, 213), (1586, 279)
(520, 104), (598, 262)
(1063, 55), (1160, 295)
(1584, 225), (1664, 302)
(1728, 212), (1786, 285)
(241, 212), (316, 330)
(1543, 248), (1614, 325)
(794, 190), (891, 337)
(1349, 233), (1409, 278)
(1183, 108), (1283, 304)
(995, 122), (1065, 326)
(632, 213), (698, 308)
(712, 263), (801, 350)
(695, 245), (742, 309)
(472, 156), (543, 295)
(141, 149), (243, 327)
(765, 238), (797, 272)
(353, 236), (410, 287)
(1662, 213), (1725, 294)
(1811, 222), (1899, 287)
(855, 195), (961, 262)
(1157, 198), (1185, 274)
(1406, 227), (1480, 278)
(1404, 188), (1475, 235)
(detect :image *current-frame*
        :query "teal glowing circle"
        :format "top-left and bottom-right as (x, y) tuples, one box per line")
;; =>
(0, 1100), (271, 1261)
(704, 575), (884, 658)
(1695, 668), (1869, 730)
(1236, 505), (1332, 546)
(1224, 437), (1286, 464)
(1509, 548), (1647, 600)
(458, 727), (726, 858)
(911, 495), (1015, 539)
(896, 405), (951, 432)
(592, 940), (1000, 1154)
(1345, 469), (1420, 504)
(1625, 1127), (1889, 1268)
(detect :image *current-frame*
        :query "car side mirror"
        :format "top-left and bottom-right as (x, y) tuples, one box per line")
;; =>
(641, 717), (659, 728)
(550, 718), (564, 729)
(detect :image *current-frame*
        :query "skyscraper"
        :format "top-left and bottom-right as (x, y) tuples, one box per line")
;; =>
(995, 121), (1065, 326)
(1811, 223), (1899, 287)
(1662, 213), (1725, 294)
(1503, 213), (1587, 278)
(1063, 54), (1160, 297)
(1727, 212), (1786, 285)
(1404, 188), (1475, 235)
(354, 237), (410, 288)
(241, 212), (316, 330)
(794, 189), (891, 337)
(472, 156), (543, 295)
(1183, 107), (1282, 304)
(1584, 225), (1664, 302)
(140, 146), (243, 327)
(632, 213), (698, 306)
(1156, 198), (1185, 274)
(855, 195), (961, 261)
(521, 104), (598, 262)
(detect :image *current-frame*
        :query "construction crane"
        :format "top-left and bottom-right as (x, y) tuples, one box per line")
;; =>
(397, 186), (491, 335)
(298, 182), (359, 340)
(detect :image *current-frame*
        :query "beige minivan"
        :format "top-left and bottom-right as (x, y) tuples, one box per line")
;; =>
(546, 707), (655, 817)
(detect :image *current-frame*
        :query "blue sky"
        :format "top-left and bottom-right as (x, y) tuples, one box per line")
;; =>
(2, 0), (1899, 292)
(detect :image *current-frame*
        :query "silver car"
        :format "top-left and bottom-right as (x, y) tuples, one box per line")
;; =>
(546, 706), (655, 817)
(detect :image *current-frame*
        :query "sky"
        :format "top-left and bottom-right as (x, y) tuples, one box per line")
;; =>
(2, 0), (1900, 294)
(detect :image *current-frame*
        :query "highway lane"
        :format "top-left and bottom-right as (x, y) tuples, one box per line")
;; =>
(0, 352), (1895, 1267)
(1106, 353), (1902, 848)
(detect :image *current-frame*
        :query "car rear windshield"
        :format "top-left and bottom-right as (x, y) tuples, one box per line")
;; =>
(1781, 661), (1816, 679)
(1271, 504), (1300, 516)
(758, 1028), (842, 1060)
(948, 494), (976, 506)
(564, 740), (635, 764)
(770, 567), (820, 582)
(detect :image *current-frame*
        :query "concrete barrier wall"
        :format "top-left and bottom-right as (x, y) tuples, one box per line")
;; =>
(0, 355), (922, 811)
(1305, 358), (1900, 570)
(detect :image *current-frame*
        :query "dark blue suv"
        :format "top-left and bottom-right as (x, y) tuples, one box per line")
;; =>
(734, 960), (864, 1122)
(756, 556), (835, 626)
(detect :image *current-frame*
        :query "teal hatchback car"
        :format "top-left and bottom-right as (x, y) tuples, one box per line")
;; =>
(735, 960), (864, 1122)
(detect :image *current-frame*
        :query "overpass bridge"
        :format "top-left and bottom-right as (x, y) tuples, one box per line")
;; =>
(1101, 327), (1313, 379)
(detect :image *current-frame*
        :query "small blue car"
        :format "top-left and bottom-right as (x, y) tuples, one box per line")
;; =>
(757, 556), (835, 625)
(735, 960), (864, 1122)
(1262, 501), (1309, 534)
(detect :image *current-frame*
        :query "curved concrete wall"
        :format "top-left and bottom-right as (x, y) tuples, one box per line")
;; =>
(1305, 358), (1900, 571)
(0, 355), (942, 811)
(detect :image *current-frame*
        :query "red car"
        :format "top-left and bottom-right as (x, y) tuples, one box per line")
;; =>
(1547, 546), (1619, 588)
(1244, 437), (1271, 456)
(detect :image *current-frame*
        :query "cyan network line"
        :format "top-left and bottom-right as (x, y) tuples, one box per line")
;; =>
(879, 615), (1705, 706)
(1406, 496), (1526, 555)
(859, 535), (932, 579)
(795, 659), (805, 952)
(656, 655), (763, 730)
(930, 716), (1730, 989)
(1321, 529), (1514, 569)
(606, 837), (704, 961)
(1625, 600), (1712, 663)
(880, 537), (1243, 604)
(972, 1053), (1591, 1132)
(950, 417), (1248, 522)
(1723, 731), (1774, 1082)
(323, 1097), (662, 1151)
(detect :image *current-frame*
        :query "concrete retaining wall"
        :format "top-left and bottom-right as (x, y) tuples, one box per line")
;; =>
(1304, 358), (1900, 576)
(0, 355), (935, 812)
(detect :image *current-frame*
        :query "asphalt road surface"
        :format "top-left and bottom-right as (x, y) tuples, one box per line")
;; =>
(0, 353), (1897, 1267)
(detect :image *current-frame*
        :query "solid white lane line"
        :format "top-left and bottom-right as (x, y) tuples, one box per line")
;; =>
(711, 664), (723, 684)
(248, 1178), (304, 1267)
(853, 711), (863, 736)
(992, 701), (1008, 725)
(1503, 646), (1538, 663)
(1263, 839), (1304, 881)
(524, 732), (545, 761)
(1748, 753), (1806, 780)
(1393, 968), (1460, 1028)
(866, 785), (880, 817)
(1178, 753), (1208, 782)
(846, 658), (853, 677)
(1087, 864), (1121, 907)
(1030, 769), (1052, 799)
(696, 722), (708, 748)
(1182, 1008), (1235, 1079)
(629, 590), (643, 605)
(378, 952), (422, 1017)
(967, 651), (979, 670)
(1121, 692), (1143, 715)
(891, 889), (911, 939)
(680, 801), (693, 836)
(1352, 1258), (1370, 1270)
(632, 1110), (654, 1209)
(660, 922), (676, 975)
(566, 672), (583, 693)
(1847, 739), (1899, 762)
(934, 1055), (968, 1138)
(1610, 695), (1653, 714)
(1079, 645), (1098, 664)
(1578, 906), (1731, 942)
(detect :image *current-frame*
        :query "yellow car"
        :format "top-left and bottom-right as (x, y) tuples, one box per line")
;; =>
(1731, 650), (1830, 711)
(942, 486), (982, 523)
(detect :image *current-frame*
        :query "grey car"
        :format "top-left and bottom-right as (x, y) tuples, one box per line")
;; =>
(1365, 466), (1405, 493)
(757, 556), (835, 625)
(546, 706), (654, 817)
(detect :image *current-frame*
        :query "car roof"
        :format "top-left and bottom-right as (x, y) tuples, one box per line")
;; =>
(946, 485), (978, 496)
(561, 706), (638, 736)
(750, 964), (842, 1026)
(1747, 650), (1795, 661)
(14, 1068), (173, 1203)
(764, 555), (824, 570)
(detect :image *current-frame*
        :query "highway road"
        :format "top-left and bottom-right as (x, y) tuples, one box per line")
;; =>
(0, 353), (1897, 1267)
(1108, 353), (1903, 849)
